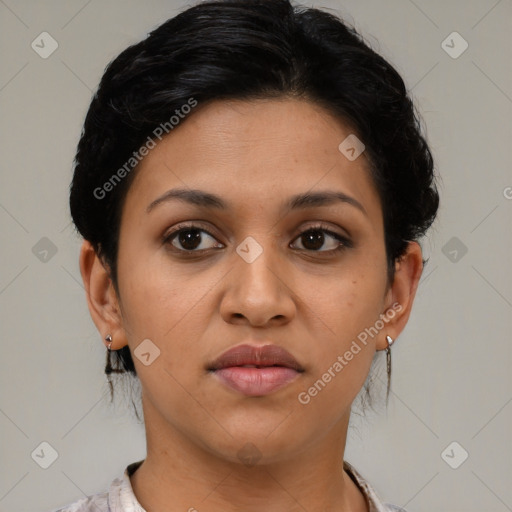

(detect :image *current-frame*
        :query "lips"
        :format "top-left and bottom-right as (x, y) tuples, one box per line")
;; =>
(208, 343), (304, 372)
(208, 343), (304, 396)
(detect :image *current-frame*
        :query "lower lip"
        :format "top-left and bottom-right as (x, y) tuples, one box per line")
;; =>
(213, 367), (301, 396)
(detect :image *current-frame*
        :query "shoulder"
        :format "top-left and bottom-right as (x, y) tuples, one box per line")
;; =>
(48, 461), (145, 512)
(48, 490), (109, 512)
(343, 460), (410, 512)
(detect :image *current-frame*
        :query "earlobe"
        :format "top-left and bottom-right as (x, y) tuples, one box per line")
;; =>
(79, 240), (127, 351)
(376, 241), (424, 351)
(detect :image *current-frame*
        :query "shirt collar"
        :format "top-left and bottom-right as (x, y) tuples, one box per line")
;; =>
(109, 459), (395, 512)
(107, 460), (145, 512)
(343, 460), (397, 512)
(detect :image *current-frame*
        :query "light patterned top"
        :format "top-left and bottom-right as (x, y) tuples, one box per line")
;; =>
(50, 460), (408, 512)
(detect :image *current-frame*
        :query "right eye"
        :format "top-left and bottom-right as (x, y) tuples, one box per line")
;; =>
(163, 224), (224, 253)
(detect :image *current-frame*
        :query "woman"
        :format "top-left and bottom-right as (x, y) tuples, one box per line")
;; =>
(54, 0), (439, 510)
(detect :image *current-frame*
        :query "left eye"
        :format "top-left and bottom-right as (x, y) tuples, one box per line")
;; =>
(290, 228), (349, 252)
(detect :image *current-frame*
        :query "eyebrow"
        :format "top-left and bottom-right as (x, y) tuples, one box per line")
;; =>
(146, 187), (367, 216)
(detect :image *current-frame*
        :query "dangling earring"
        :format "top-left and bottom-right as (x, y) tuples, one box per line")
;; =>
(105, 334), (113, 352)
(385, 334), (394, 376)
(385, 335), (395, 403)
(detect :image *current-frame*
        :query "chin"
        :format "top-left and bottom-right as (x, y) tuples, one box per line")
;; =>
(198, 423), (310, 467)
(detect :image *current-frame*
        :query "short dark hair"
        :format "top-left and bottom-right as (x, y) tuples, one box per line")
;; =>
(69, 0), (439, 407)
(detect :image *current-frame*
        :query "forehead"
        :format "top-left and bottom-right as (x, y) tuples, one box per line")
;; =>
(123, 98), (382, 223)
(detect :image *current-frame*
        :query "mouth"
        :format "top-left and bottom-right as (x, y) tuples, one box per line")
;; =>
(207, 343), (305, 397)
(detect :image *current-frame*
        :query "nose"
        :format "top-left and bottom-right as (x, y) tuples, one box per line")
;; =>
(219, 241), (296, 328)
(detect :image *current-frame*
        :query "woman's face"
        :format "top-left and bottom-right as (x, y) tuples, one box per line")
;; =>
(102, 98), (417, 463)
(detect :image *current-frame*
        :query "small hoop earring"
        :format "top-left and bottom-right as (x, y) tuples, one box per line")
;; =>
(105, 334), (113, 352)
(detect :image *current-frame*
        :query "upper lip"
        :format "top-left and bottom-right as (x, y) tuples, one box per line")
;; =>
(208, 343), (304, 372)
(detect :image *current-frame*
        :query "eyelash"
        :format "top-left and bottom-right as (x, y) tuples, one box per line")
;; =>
(162, 222), (353, 256)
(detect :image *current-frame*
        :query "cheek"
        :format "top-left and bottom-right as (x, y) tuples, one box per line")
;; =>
(117, 247), (207, 338)
(116, 253), (222, 404)
(315, 270), (384, 341)
(297, 272), (383, 402)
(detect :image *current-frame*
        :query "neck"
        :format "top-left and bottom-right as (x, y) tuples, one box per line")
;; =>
(130, 396), (368, 512)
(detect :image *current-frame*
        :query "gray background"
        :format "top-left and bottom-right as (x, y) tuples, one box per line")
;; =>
(0, 0), (511, 511)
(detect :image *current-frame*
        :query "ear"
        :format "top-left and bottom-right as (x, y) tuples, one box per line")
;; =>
(79, 239), (128, 351)
(376, 241), (424, 351)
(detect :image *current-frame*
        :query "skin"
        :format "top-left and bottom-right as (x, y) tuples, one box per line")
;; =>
(80, 98), (423, 512)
